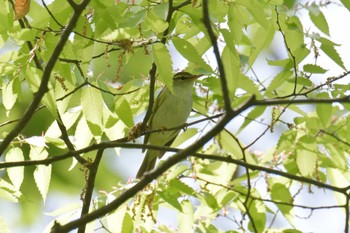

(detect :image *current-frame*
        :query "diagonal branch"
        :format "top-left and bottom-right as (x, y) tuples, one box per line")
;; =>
(0, 0), (91, 156)
(50, 96), (255, 232)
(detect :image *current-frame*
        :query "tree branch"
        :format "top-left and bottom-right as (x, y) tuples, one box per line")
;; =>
(202, 0), (232, 112)
(0, 0), (91, 156)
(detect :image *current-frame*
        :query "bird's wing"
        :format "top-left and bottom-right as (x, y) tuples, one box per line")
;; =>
(142, 87), (169, 151)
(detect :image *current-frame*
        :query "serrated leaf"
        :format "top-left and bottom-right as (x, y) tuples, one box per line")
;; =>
(238, 75), (262, 97)
(81, 86), (103, 132)
(46, 106), (82, 138)
(157, 190), (182, 211)
(221, 46), (239, 95)
(319, 41), (345, 70)
(178, 200), (194, 233)
(25, 67), (58, 119)
(296, 149), (317, 177)
(152, 43), (173, 91)
(10, 28), (36, 41)
(101, 28), (139, 41)
(248, 3), (270, 29)
(104, 204), (133, 233)
(271, 183), (294, 225)
(303, 64), (327, 74)
(5, 148), (24, 190)
(2, 78), (20, 115)
(30, 147), (51, 202)
(267, 58), (293, 68)
(327, 144), (347, 170)
(115, 97), (134, 127)
(308, 6), (329, 36)
(249, 23), (274, 67)
(201, 192), (220, 210)
(34, 163), (51, 203)
(266, 70), (293, 96)
(172, 37), (212, 72)
(238, 106), (266, 134)
(316, 92), (332, 127)
(74, 115), (93, 150)
(248, 200), (266, 233)
(0, 217), (10, 233)
(167, 164), (188, 179)
(145, 10), (168, 33)
(217, 130), (242, 157)
(220, 191), (238, 206)
(169, 179), (196, 196)
(0, 179), (21, 202)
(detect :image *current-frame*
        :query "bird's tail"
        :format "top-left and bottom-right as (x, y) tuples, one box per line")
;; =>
(136, 150), (157, 178)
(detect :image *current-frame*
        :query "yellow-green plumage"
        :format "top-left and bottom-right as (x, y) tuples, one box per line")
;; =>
(136, 72), (200, 178)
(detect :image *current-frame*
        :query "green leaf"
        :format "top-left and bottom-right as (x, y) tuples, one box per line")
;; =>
(121, 212), (133, 233)
(340, 0), (350, 12)
(2, 78), (20, 114)
(238, 106), (266, 134)
(101, 28), (140, 41)
(227, 5), (249, 42)
(327, 144), (347, 170)
(308, 6), (330, 36)
(115, 97), (134, 127)
(25, 67), (59, 119)
(270, 183), (294, 225)
(266, 70), (293, 96)
(10, 28), (37, 42)
(0, 179), (21, 202)
(296, 149), (317, 177)
(30, 147), (51, 202)
(221, 46), (239, 95)
(178, 200), (194, 233)
(303, 64), (327, 74)
(216, 130), (242, 157)
(172, 37), (212, 72)
(249, 22), (275, 67)
(157, 190), (182, 211)
(316, 92), (332, 127)
(74, 116), (93, 150)
(152, 43), (173, 91)
(105, 205), (133, 233)
(248, 200), (266, 233)
(81, 85), (103, 133)
(247, 3), (271, 29)
(5, 148), (24, 191)
(267, 58), (293, 68)
(238, 75), (262, 97)
(172, 128), (198, 147)
(145, 10), (168, 33)
(169, 179), (196, 196)
(319, 38), (345, 70)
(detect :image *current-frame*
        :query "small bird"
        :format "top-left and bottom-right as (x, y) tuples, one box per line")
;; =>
(136, 72), (201, 178)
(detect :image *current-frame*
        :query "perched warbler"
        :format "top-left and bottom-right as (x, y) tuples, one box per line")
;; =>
(136, 72), (201, 178)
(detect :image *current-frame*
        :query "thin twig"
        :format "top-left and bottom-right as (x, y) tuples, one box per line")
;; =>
(202, 0), (232, 112)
